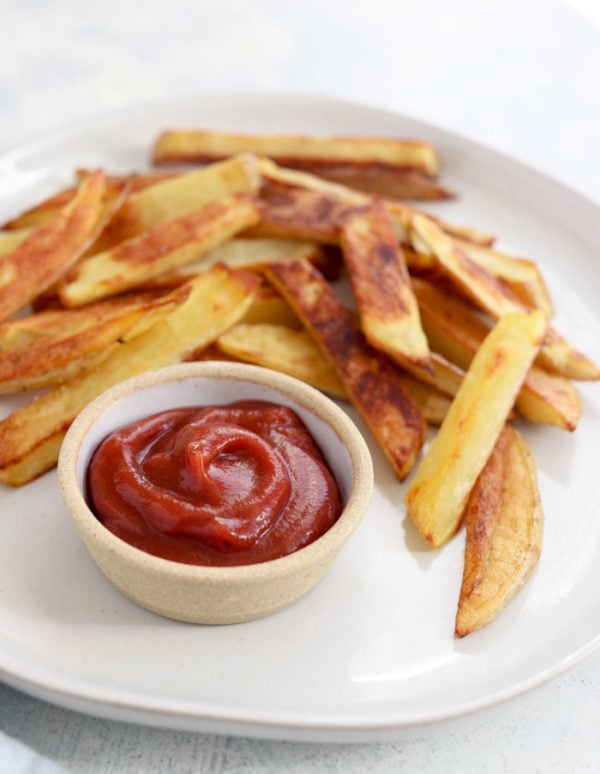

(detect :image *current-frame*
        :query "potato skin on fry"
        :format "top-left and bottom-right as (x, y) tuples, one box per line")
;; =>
(266, 258), (426, 480)
(340, 202), (431, 372)
(251, 181), (363, 244)
(455, 425), (543, 637)
(0, 170), (106, 323)
(257, 158), (495, 246)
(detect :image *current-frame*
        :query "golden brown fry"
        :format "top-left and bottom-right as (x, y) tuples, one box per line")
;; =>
(515, 367), (581, 431)
(304, 165), (451, 201)
(265, 259), (426, 479)
(0, 298), (169, 393)
(250, 180), (363, 243)
(89, 154), (261, 253)
(2, 187), (77, 230)
(385, 201), (496, 248)
(340, 201), (431, 371)
(154, 135), (451, 199)
(0, 170), (106, 323)
(58, 193), (262, 306)
(0, 265), (260, 485)
(456, 240), (553, 318)
(393, 376), (451, 426)
(399, 352), (464, 398)
(1, 171), (175, 232)
(412, 276), (491, 364)
(152, 128), (441, 174)
(410, 213), (525, 318)
(455, 425), (543, 637)
(405, 310), (546, 547)
(536, 327), (600, 382)
(259, 158), (495, 246)
(238, 283), (301, 328)
(403, 246), (437, 274)
(148, 237), (332, 288)
(196, 236), (325, 273)
(413, 277), (582, 430)
(404, 243), (553, 321)
(410, 214), (599, 381)
(216, 323), (347, 398)
(0, 228), (31, 257)
(0, 291), (165, 349)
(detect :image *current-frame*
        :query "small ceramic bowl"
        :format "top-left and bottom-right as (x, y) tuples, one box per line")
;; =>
(58, 361), (373, 624)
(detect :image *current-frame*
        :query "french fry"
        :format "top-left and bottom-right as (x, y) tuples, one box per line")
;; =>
(194, 343), (238, 363)
(152, 128), (440, 174)
(410, 214), (600, 381)
(0, 227), (31, 257)
(151, 129), (443, 195)
(403, 246), (437, 274)
(195, 236), (325, 273)
(145, 237), (333, 289)
(340, 201), (431, 371)
(0, 297), (171, 393)
(309, 166), (451, 201)
(23, 177), (135, 308)
(404, 242), (553, 319)
(399, 352), (464, 398)
(413, 277), (582, 430)
(456, 240), (553, 318)
(58, 194), (262, 306)
(405, 310), (546, 547)
(238, 283), (302, 328)
(455, 425), (543, 637)
(259, 158), (495, 246)
(385, 200), (496, 249)
(515, 367), (581, 431)
(410, 213), (527, 318)
(1, 171), (174, 232)
(0, 291), (165, 349)
(266, 259), (426, 479)
(0, 265), (260, 485)
(89, 154), (261, 253)
(0, 170), (107, 324)
(250, 180), (362, 243)
(2, 186), (80, 231)
(535, 327), (600, 382)
(216, 323), (347, 398)
(393, 374), (452, 426)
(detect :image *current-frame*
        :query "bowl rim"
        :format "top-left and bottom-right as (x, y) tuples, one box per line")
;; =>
(58, 361), (374, 581)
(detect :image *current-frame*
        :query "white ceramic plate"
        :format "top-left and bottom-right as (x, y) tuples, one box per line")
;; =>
(1, 95), (600, 743)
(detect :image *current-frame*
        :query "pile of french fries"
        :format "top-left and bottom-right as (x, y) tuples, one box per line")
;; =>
(0, 129), (597, 637)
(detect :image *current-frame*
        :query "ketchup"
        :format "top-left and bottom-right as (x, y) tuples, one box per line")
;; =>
(87, 401), (343, 566)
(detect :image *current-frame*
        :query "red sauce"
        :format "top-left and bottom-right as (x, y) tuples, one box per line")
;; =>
(87, 400), (343, 566)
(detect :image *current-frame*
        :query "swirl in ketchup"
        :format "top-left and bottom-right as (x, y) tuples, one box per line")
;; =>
(86, 401), (343, 566)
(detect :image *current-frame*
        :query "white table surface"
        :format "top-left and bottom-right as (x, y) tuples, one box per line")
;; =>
(1, 0), (599, 771)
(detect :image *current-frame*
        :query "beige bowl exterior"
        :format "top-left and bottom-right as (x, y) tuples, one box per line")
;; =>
(58, 362), (373, 625)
